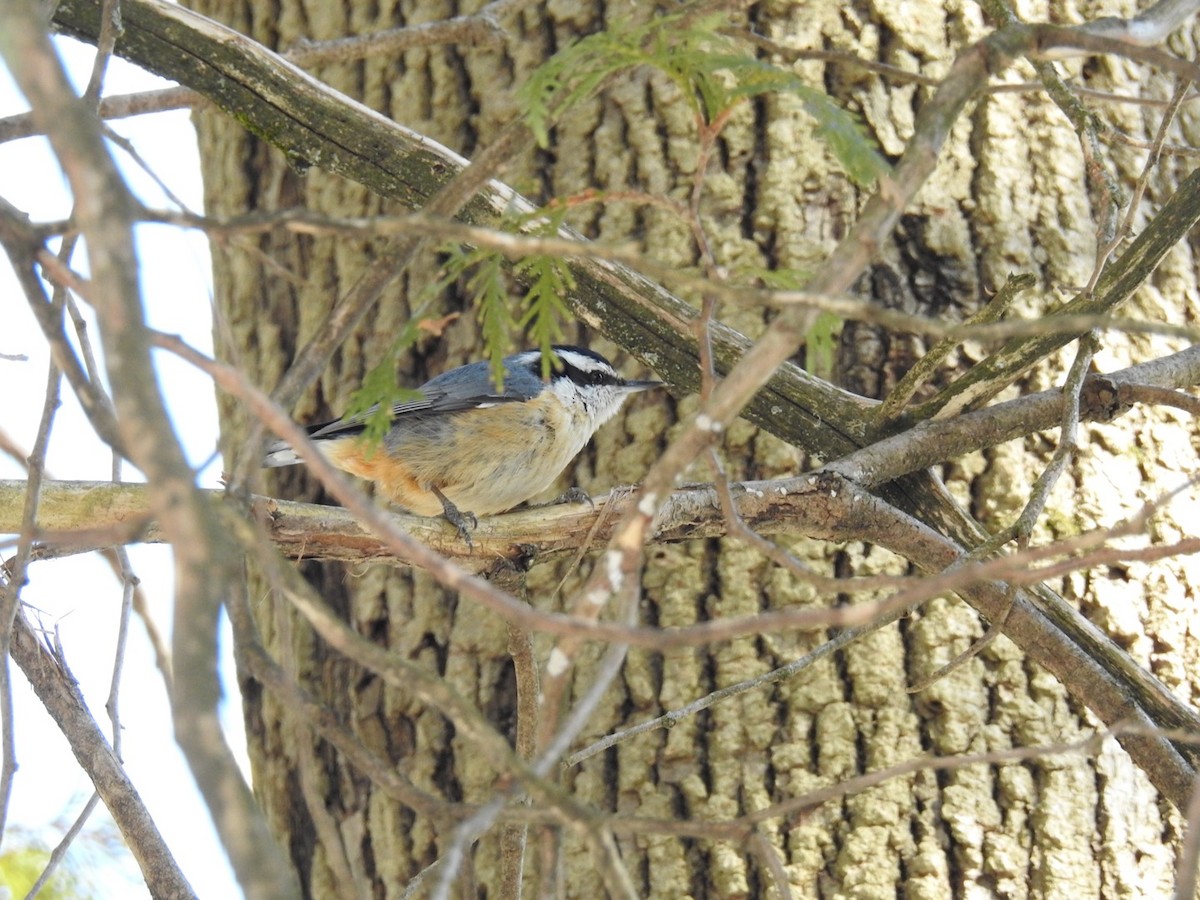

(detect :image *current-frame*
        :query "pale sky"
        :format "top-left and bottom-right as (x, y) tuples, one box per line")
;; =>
(1, 36), (244, 898)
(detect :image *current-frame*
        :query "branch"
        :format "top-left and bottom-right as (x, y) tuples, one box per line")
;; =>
(827, 344), (1200, 486)
(913, 165), (1200, 419)
(8, 611), (195, 899)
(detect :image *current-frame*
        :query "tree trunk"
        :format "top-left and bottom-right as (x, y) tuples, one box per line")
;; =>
(192, 0), (1197, 895)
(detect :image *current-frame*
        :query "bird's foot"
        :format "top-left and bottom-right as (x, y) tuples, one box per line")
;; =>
(554, 486), (594, 508)
(432, 486), (477, 548)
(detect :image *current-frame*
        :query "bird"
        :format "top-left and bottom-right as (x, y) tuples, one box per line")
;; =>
(263, 345), (661, 537)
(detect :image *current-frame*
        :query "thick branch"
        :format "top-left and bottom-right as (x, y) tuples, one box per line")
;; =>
(8, 612), (195, 899)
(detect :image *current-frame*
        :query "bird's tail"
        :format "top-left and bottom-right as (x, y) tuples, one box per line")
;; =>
(263, 441), (302, 467)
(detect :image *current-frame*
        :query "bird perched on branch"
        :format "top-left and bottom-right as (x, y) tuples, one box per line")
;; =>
(264, 345), (661, 539)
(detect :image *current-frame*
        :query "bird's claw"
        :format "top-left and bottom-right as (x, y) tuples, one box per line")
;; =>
(555, 486), (594, 508)
(433, 487), (477, 549)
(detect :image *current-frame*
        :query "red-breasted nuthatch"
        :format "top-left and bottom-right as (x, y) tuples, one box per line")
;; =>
(263, 345), (661, 534)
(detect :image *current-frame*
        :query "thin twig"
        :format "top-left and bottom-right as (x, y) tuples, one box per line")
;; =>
(278, 599), (361, 900)
(0, 314), (65, 846)
(1016, 333), (1097, 539)
(1087, 77), (1190, 291)
(123, 203), (1200, 346)
(101, 546), (138, 760)
(224, 552), (451, 820)
(9, 611), (195, 897)
(875, 273), (1035, 424)
(564, 598), (908, 768)
(25, 792), (102, 900)
(1176, 767), (1200, 900)
(498, 619), (538, 900)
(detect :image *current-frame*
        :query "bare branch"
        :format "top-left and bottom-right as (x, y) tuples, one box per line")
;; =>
(8, 610), (195, 898)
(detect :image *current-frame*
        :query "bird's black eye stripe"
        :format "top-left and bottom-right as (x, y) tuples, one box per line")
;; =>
(555, 358), (620, 387)
(518, 346), (623, 386)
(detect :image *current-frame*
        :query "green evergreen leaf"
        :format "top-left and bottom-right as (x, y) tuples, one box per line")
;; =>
(518, 14), (890, 186)
(515, 254), (572, 376)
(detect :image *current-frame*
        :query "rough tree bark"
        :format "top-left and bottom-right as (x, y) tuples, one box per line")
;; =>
(190, 0), (1197, 896)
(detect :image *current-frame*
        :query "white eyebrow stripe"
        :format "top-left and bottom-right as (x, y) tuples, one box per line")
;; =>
(553, 350), (608, 373)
